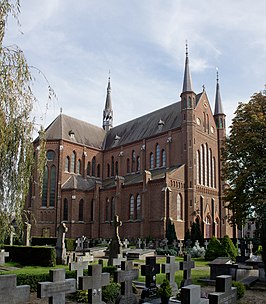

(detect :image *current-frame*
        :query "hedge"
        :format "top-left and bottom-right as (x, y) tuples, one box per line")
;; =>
(31, 237), (76, 251)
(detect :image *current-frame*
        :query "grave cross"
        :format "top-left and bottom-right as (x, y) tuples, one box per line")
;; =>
(0, 274), (30, 304)
(161, 256), (179, 295)
(141, 256), (160, 289)
(204, 240), (209, 250)
(123, 238), (129, 248)
(110, 255), (126, 268)
(180, 254), (195, 287)
(208, 275), (237, 304)
(113, 214), (122, 237)
(181, 284), (209, 304)
(69, 260), (88, 288)
(0, 250), (9, 264)
(37, 268), (76, 304)
(79, 264), (110, 304)
(114, 261), (139, 304)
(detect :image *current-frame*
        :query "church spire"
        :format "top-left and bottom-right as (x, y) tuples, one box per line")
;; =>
(182, 43), (193, 93)
(214, 69), (224, 115)
(103, 73), (113, 131)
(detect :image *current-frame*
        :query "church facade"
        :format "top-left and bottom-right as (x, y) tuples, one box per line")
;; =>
(26, 49), (232, 241)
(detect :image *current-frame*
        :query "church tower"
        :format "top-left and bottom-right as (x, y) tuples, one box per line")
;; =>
(103, 75), (113, 132)
(180, 44), (197, 232)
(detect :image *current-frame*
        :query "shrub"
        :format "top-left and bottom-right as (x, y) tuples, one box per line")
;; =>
(232, 281), (245, 299)
(102, 282), (120, 303)
(220, 235), (237, 261)
(205, 237), (223, 261)
(157, 279), (172, 298)
(65, 238), (76, 251)
(156, 248), (177, 256)
(190, 241), (205, 258)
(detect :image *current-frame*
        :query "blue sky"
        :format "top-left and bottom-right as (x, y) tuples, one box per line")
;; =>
(4, 0), (266, 133)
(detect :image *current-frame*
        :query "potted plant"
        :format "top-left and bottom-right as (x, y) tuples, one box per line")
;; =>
(157, 279), (172, 304)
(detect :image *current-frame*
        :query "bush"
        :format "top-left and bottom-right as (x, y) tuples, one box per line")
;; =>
(31, 237), (57, 247)
(65, 238), (76, 251)
(102, 282), (120, 303)
(190, 241), (205, 258)
(156, 248), (177, 256)
(157, 279), (172, 298)
(232, 281), (245, 299)
(205, 237), (223, 261)
(220, 235), (237, 261)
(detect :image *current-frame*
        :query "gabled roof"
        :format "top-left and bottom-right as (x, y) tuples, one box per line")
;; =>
(40, 114), (106, 149)
(62, 175), (99, 191)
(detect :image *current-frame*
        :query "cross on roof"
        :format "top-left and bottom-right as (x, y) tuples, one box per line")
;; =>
(69, 260), (88, 288)
(114, 261), (139, 303)
(0, 274), (30, 303)
(37, 269), (76, 304)
(141, 256), (160, 288)
(180, 254), (195, 287)
(161, 256), (179, 295)
(79, 264), (110, 304)
(208, 275), (237, 304)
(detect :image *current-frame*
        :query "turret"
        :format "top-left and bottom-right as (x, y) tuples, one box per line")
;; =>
(214, 69), (226, 130)
(102, 75), (113, 132)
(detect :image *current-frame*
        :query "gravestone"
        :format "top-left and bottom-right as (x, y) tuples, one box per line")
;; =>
(181, 284), (209, 304)
(79, 264), (110, 304)
(69, 260), (88, 288)
(110, 254), (126, 268)
(75, 236), (86, 251)
(0, 250), (9, 264)
(108, 215), (123, 266)
(141, 256), (160, 298)
(173, 239), (178, 248)
(208, 275), (237, 304)
(248, 241), (253, 258)
(23, 222), (31, 246)
(56, 222), (68, 265)
(37, 268), (76, 304)
(10, 226), (15, 245)
(161, 256), (179, 295)
(76, 252), (94, 263)
(204, 240), (209, 250)
(178, 240), (183, 256)
(123, 239), (129, 249)
(0, 274), (30, 304)
(209, 257), (235, 280)
(137, 238), (142, 249)
(180, 254), (195, 287)
(114, 261), (139, 304)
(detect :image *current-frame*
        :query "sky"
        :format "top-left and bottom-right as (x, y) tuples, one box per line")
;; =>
(4, 0), (266, 134)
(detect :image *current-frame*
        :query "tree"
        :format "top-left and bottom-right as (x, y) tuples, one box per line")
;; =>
(0, 1), (52, 242)
(166, 218), (177, 245)
(223, 92), (266, 270)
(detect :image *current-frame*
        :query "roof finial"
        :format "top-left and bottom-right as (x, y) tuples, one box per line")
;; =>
(185, 40), (188, 57)
(216, 67), (219, 83)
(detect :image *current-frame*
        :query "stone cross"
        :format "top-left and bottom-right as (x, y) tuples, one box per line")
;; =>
(141, 256), (160, 289)
(23, 222), (31, 246)
(208, 275), (237, 304)
(10, 226), (15, 245)
(108, 215), (123, 266)
(37, 269), (76, 304)
(161, 256), (179, 295)
(181, 284), (209, 304)
(69, 260), (88, 288)
(75, 237), (84, 251)
(79, 264), (110, 304)
(0, 250), (9, 264)
(204, 240), (209, 250)
(248, 241), (253, 257)
(76, 252), (94, 263)
(114, 261), (139, 304)
(180, 254), (195, 287)
(0, 274), (30, 304)
(56, 222), (68, 265)
(173, 239), (178, 248)
(123, 238), (129, 248)
(114, 214), (122, 238)
(110, 254), (126, 268)
(137, 238), (142, 249)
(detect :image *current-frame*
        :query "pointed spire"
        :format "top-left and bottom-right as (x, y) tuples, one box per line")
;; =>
(214, 68), (224, 115)
(182, 42), (193, 93)
(103, 71), (113, 131)
(105, 70), (112, 110)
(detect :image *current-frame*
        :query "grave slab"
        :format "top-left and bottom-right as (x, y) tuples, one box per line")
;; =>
(181, 285), (209, 304)
(208, 275), (237, 304)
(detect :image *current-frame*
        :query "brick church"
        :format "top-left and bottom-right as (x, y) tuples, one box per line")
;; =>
(26, 47), (232, 241)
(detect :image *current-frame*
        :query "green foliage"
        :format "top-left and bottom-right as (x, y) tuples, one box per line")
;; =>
(166, 219), (177, 245)
(102, 282), (120, 303)
(190, 221), (204, 246)
(102, 265), (117, 277)
(16, 273), (50, 292)
(205, 236), (223, 261)
(65, 238), (76, 251)
(220, 235), (237, 261)
(156, 247), (178, 256)
(232, 281), (245, 299)
(31, 237), (57, 247)
(157, 279), (172, 298)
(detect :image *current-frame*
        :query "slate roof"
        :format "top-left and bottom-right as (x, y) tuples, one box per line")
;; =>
(62, 175), (99, 191)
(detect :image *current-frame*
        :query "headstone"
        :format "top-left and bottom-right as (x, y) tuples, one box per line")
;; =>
(37, 268), (76, 304)
(181, 284), (209, 304)
(0, 274), (30, 304)
(161, 256), (179, 296)
(0, 250), (9, 264)
(76, 252), (94, 263)
(123, 239), (129, 249)
(114, 261), (139, 304)
(180, 254), (195, 287)
(209, 257), (235, 280)
(56, 222), (68, 265)
(204, 240), (209, 250)
(23, 222), (31, 246)
(141, 256), (160, 297)
(69, 260), (88, 288)
(208, 275), (237, 304)
(108, 215), (123, 266)
(79, 264), (110, 304)
(75, 236), (84, 251)
(10, 226), (15, 245)
(178, 240), (183, 256)
(137, 238), (142, 249)
(110, 254), (126, 268)
(173, 239), (178, 248)
(248, 241), (253, 257)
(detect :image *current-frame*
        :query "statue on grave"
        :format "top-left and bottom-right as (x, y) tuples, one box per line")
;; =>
(56, 222), (68, 265)
(108, 214), (123, 266)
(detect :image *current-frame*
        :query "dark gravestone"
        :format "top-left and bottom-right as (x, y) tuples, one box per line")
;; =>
(79, 264), (110, 304)
(0, 274), (30, 304)
(180, 254), (195, 287)
(114, 261), (139, 304)
(208, 275), (237, 304)
(181, 284), (209, 304)
(161, 256), (179, 295)
(37, 268), (76, 304)
(141, 256), (160, 298)
(209, 257), (235, 280)
(108, 215), (123, 266)
(69, 260), (88, 288)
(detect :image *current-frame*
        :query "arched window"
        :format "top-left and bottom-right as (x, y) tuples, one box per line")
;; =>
(127, 158), (130, 173)
(63, 198), (68, 221)
(105, 199), (109, 221)
(65, 156), (70, 172)
(200, 145), (204, 185)
(129, 195), (134, 220)
(150, 152), (154, 169)
(177, 193), (182, 220)
(197, 150), (200, 184)
(132, 150), (136, 172)
(111, 197), (115, 222)
(71, 151), (76, 173)
(212, 157), (216, 188)
(42, 165), (48, 207)
(49, 165), (56, 207)
(115, 161), (118, 176)
(77, 159), (82, 175)
(87, 161), (91, 176)
(97, 164), (101, 177)
(208, 148), (212, 187)
(188, 96), (192, 108)
(206, 114), (209, 133)
(136, 156), (140, 172)
(155, 144), (160, 167)
(204, 144), (208, 186)
(161, 149), (166, 167)
(111, 156), (114, 176)
(91, 156), (96, 176)
(79, 199), (84, 221)
(136, 194), (141, 219)
(47, 150), (55, 161)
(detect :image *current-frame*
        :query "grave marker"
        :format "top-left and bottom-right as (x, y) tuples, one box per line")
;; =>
(114, 261), (139, 304)
(141, 256), (160, 297)
(161, 256), (179, 295)
(69, 260), (88, 288)
(0, 250), (9, 264)
(204, 240), (209, 250)
(110, 254), (126, 268)
(37, 269), (76, 304)
(0, 274), (30, 304)
(180, 254), (195, 287)
(108, 215), (123, 266)
(79, 264), (110, 304)
(76, 252), (94, 263)
(208, 275), (237, 304)
(123, 238), (129, 249)
(181, 284), (209, 304)
(56, 222), (68, 265)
